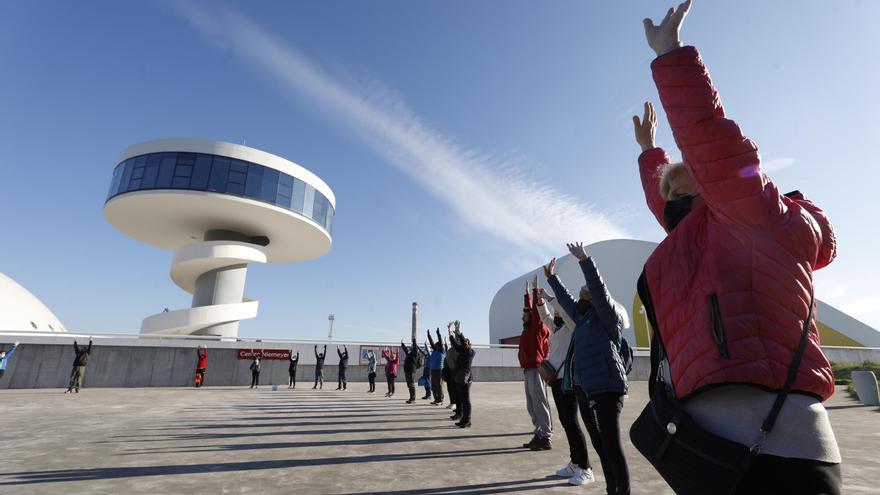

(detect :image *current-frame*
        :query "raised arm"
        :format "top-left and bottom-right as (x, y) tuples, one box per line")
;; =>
(314, 345), (319, 358)
(7, 343), (19, 358)
(427, 330), (436, 349)
(568, 243), (623, 342)
(633, 101), (671, 228)
(87, 339), (93, 354)
(544, 257), (577, 320)
(644, 1), (785, 229)
(73, 340), (79, 354)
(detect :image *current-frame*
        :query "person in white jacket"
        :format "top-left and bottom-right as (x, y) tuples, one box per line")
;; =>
(538, 284), (595, 487)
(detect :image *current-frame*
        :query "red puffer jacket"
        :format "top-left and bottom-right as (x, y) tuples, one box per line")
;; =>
(518, 288), (550, 369)
(639, 46), (836, 401)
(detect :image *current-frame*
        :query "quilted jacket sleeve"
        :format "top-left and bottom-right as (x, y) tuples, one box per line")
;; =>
(639, 147), (672, 230)
(652, 46), (786, 229)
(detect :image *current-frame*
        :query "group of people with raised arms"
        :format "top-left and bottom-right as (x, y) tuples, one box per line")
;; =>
(513, 2), (842, 494)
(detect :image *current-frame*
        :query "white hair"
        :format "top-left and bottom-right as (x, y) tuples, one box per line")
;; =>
(659, 162), (686, 201)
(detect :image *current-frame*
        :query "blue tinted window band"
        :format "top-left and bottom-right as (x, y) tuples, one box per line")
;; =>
(107, 151), (333, 233)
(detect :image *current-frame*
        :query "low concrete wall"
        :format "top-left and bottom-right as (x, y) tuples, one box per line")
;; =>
(0, 341), (524, 389)
(0, 337), (875, 389)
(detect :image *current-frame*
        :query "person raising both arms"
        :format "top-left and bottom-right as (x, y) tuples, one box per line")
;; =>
(631, 2), (841, 493)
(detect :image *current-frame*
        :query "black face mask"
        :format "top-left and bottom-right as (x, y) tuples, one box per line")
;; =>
(664, 195), (694, 231)
(576, 299), (592, 315)
(553, 316), (565, 329)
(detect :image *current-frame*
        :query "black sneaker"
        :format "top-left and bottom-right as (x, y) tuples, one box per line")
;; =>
(529, 437), (552, 451)
(522, 435), (538, 448)
(450, 414), (461, 420)
(456, 421), (471, 428)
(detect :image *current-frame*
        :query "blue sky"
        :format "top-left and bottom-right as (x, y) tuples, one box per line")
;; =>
(1, 1), (878, 343)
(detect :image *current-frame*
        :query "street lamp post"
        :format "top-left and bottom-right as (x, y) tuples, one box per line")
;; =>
(328, 313), (335, 341)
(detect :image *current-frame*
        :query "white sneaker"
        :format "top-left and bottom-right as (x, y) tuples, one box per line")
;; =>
(568, 467), (595, 486)
(555, 461), (578, 478)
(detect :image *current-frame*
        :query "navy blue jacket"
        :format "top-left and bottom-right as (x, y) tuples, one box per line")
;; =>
(547, 257), (627, 397)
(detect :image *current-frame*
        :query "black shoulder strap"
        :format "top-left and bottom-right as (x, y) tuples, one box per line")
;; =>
(759, 290), (816, 434)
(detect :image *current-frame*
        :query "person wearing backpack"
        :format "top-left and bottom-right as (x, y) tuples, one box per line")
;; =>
(546, 243), (631, 495)
(401, 337), (422, 403)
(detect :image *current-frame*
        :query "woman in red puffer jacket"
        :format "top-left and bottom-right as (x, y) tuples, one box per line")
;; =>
(632, 2), (841, 493)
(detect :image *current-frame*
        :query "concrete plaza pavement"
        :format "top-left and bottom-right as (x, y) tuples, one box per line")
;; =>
(0, 381), (876, 494)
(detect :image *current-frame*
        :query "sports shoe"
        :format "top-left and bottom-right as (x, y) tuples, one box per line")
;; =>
(421, 394), (431, 400)
(555, 462), (578, 478)
(450, 414), (461, 420)
(406, 399), (415, 404)
(529, 437), (552, 451)
(522, 435), (538, 448)
(568, 467), (595, 486)
(456, 421), (471, 428)
(445, 403), (455, 409)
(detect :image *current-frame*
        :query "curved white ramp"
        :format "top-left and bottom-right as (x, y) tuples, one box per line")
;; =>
(141, 241), (267, 338)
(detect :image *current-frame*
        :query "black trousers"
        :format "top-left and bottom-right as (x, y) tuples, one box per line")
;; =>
(733, 455), (842, 495)
(430, 369), (444, 402)
(575, 388), (629, 495)
(338, 368), (347, 389)
(456, 381), (472, 421)
(447, 377), (459, 408)
(405, 371), (416, 400)
(368, 372), (377, 392)
(551, 381), (590, 470)
(386, 374), (396, 395)
(250, 370), (260, 388)
(314, 368), (324, 388)
(288, 370), (296, 388)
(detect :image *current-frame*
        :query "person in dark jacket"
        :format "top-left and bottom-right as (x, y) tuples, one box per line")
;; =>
(366, 349), (378, 393)
(66, 338), (93, 394)
(249, 353), (262, 389)
(442, 327), (459, 413)
(314, 345), (327, 389)
(401, 337), (420, 404)
(520, 281), (553, 450)
(195, 346), (208, 388)
(427, 329), (446, 405)
(336, 345), (349, 390)
(546, 242), (630, 495)
(450, 321), (475, 428)
(288, 350), (300, 389)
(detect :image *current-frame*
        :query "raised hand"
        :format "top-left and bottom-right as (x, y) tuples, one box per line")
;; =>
(633, 101), (657, 152)
(544, 257), (557, 278)
(567, 242), (589, 261)
(643, 0), (692, 57)
(454, 320), (461, 332)
(532, 273), (539, 291)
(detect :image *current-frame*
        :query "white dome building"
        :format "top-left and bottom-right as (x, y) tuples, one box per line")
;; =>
(0, 273), (67, 333)
(490, 239), (880, 348)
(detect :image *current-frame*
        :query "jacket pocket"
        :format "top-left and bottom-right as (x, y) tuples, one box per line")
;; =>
(709, 294), (730, 359)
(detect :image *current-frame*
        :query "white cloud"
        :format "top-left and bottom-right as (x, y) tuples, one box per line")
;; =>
(841, 296), (880, 316)
(762, 157), (796, 173)
(171, 2), (628, 260)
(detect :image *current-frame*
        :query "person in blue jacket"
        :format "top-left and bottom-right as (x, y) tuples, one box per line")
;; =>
(427, 329), (446, 405)
(418, 342), (432, 399)
(0, 342), (20, 380)
(545, 242), (631, 495)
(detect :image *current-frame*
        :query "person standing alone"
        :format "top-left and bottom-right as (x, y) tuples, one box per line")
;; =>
(249, 353), (262, 389)
(66, 338), (93, 394)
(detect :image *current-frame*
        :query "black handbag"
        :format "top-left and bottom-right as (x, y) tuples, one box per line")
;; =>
(630, 271), (815, 495)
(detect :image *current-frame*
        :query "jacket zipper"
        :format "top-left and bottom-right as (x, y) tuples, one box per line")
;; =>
(709, 294), (731, 359)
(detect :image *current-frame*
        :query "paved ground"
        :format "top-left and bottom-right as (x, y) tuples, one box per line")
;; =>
(0, 382), (876, 494)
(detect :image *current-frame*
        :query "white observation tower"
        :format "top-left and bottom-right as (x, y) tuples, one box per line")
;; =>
(104, 139), (335, 339)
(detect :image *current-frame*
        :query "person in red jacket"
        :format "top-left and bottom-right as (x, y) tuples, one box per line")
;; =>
(194, 345), (207, 388)
(518, 278), (553, 451)
(632, 2), (841, 493)
(382, 347), (400, 397)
